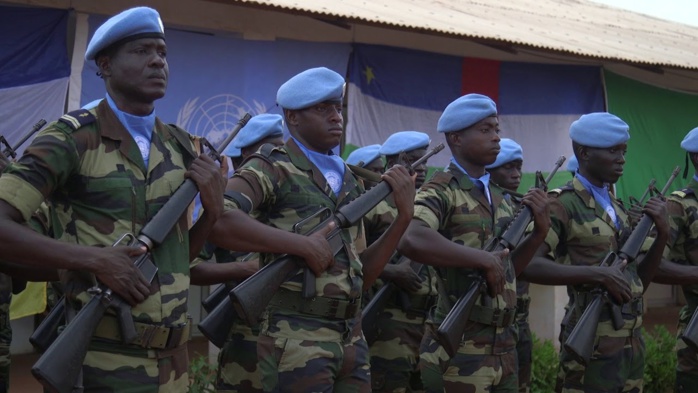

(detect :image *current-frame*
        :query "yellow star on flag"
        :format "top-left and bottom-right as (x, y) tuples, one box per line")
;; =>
(363, 66), (376, 85)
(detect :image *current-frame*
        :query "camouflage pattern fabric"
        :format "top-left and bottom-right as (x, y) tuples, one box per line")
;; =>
(506, 192), (532, 393)
(216, 322), (262, 393)
(364, 199), (437, 392)
(664, 179), (698, 391)
(0, 102), (199, 389)
(543, 177), (651, 392)
(232, 138), (372, 392)
(412, 163), (518, 392)
(0, 276), (9, 393)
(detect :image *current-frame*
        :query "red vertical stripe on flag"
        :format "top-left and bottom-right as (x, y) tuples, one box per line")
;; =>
(462, 58), (500, 104)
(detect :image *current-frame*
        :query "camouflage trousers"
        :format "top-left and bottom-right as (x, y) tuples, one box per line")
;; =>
(419, 323), (518, 393)
(556, 327), (644, 393)
(515, 321), (531, 393)
(216, 322), (262, 392)
(675, 321), (698, 392)
(257, 317), (370, 393)
(0, 291), (10, 393)
(369, 308), (426, 393)
(82, 342), (189, 392)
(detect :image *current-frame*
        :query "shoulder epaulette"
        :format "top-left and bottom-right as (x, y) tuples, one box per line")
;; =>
(671, 188), (695, 198)
(58, 109), (96, 131)
(549, 185), (574, 196)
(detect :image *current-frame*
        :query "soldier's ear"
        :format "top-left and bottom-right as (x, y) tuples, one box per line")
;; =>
(285, 109), (300, 128)
(95, 56), (112, 78)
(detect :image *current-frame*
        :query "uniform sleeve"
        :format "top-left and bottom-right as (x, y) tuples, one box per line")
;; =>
(230, 157), (278, 212)
(0, 125), (79, 222)
(664, 197), (689, 261)
(362, 200), (397, 246)
(544, 196), (568, 262)
(413, 181), (452, 231)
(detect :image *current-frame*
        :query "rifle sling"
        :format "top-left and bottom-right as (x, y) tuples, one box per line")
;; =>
(94, 315), (191, 350)
(269, 287), (360, 320)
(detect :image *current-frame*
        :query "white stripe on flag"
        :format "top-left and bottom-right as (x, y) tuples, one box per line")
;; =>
(0, 77), (69, 156)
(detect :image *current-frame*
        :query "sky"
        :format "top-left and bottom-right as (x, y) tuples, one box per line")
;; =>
(590, 0), (698, 27)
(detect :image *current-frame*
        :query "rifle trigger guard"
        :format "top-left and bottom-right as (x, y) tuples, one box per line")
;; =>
(112, 233), (136, 247)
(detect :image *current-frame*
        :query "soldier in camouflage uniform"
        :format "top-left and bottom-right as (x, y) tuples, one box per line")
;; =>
(209, 67), (416, 392)
(486, 138), (532, 393)
(520, 112), (668, 393)
(397, 94), (550, 393)
(194, 114), (285, 393)
(363, 131), (436, 393)
(0, 7), (226, 392)
(652, 126), (698, 392)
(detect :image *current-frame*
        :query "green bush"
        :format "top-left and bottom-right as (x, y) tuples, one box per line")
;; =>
(643, 325), (676, 393)
(531, 332), (559, 393)
(188, 354), (217, 393)
(529, 327), (677, 393)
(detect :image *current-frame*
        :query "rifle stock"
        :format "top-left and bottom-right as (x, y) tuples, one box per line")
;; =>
(563, 167), (679, 365)
(31, 113), (252, 392)
(198, 292), (239, 348)
(229, 144), (445, 326)
(435, 156), (566, 357)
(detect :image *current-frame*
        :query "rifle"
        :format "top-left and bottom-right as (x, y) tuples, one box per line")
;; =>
(361, 255), (423, 345)
(563, 166), (679, 365)
(29, 299), (65, 353)
(31, 113), (251, 393)
(227, 143), (445, 327)
(436, 156), (566, 358)
(1, 119), (46, 160)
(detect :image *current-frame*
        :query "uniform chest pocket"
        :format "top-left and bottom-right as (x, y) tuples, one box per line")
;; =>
(83, 177), (136, 213)
(86, 177), (133, 191)
(451, 212), (484, 227)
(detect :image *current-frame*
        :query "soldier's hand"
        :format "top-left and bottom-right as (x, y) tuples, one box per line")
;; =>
(627, 204), (643, 228)
(390, 259), (422, 293)
(93, 246), (151, 307)
(643, 196), (669, 238)
(595, 260), (631, 304)
(187, 154), (226, 220)
(301, 221), (336, 276)
(522, 188), (550, 235)
(483, 249), (509, 297)
(381, 165), (415, 218)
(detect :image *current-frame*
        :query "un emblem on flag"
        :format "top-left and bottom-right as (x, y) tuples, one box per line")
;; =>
(176, 94), (268, 146)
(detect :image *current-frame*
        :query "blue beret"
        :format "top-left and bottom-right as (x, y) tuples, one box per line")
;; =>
(680, 127), (698, 153)
(85, 7), (165, 61)
(277, 67), (345, 110)
(346, 145), (382, 167)
(569, 112), (629, 148)
(437, 94), (497, 133)
(486, 138), (523, 169)
(566, 155), (579, 172)
(232, 114), (284, 150)
(379, 131), (430, 156)
(223, 144), (242, 158)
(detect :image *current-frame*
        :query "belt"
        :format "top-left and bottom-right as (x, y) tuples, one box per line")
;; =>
(94, 315), (191, 350)
(468, 305), (517, 328)
(269, 288), (361, 320)
(397, 292), (436, 312)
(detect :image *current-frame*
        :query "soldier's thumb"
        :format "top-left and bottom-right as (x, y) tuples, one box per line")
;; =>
(319, 221), (336, 236)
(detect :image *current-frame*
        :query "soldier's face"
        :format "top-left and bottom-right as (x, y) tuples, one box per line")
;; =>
(104, 38), (169, 105)
(387, 148), (428, 188)
(584, 143), (627, 185)
(489, 159), (522, 191)
(450, 116), (501, 167)
(290, 101), (344, 153)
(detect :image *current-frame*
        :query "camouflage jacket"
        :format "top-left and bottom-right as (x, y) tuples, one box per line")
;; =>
(545, 177), (650, 333)
(413, 162), (518, 353)
(665, 178), (698, 321)
(233, 138), (369, 300)
(0, 101), (198, 328)
(364, 198), (438, 322)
